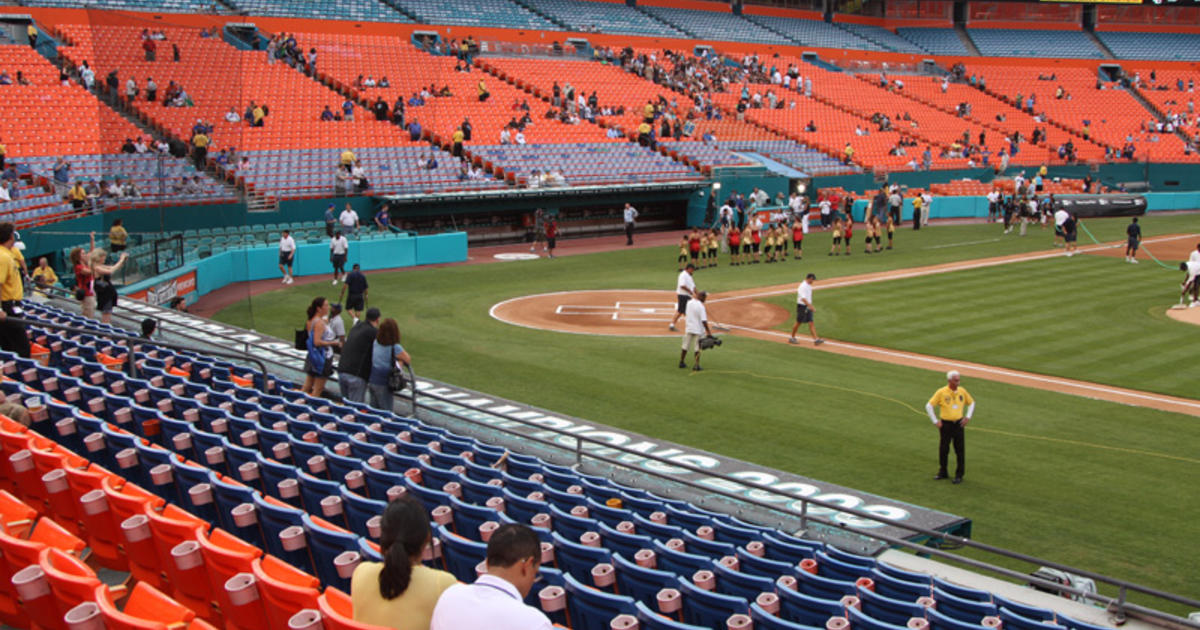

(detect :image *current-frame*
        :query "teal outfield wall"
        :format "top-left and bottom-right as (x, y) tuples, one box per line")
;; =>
(813, 163), (1200, 195)
(121, 232), (467, 300)
(849, 191), (1197, 222)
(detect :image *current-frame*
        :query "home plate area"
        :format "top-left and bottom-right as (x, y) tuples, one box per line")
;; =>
(491, 289), (789, 337)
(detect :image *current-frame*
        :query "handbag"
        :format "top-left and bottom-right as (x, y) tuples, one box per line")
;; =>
(294, 329), (307, 350)
(387, 362), (407, 392)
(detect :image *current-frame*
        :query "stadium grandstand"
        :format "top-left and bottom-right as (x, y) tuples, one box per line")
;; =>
(0, 0), (1198, 629)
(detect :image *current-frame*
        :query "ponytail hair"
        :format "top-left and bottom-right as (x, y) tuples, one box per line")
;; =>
(306, 296), (326, 321)
(378, 496), (431, 600)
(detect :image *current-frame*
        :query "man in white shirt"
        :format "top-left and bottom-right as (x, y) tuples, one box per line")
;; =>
(1021, 197), (1037, 236)
(920, 192), (932, 226)
(789, 273), (824, 345)
(1180, 260), (1200, 307)
(278, 229), (296, 284)
(986, 189), (1000, 223)
(430, 524), (552, 630)
(1053, 206), (1069, 247)
(819, 197), (832, 228)
(1188, 242), (1200, 264)
(338, 204), (359, 237)
(623, 203), (639, 245)
(678, 290), (711, 371)
(329, 230), (349, 285)
(669, 263), (697, 332)
(514, 131), (526, 145)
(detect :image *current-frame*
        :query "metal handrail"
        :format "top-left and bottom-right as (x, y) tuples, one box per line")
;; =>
(20, 293), (1199, 626)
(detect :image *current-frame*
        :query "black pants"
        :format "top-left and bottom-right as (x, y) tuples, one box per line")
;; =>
(0, 301), (30, 358)
(938, 419), (965, 478)
(625, 222), (634, 245)
(913, 208), (921, 230)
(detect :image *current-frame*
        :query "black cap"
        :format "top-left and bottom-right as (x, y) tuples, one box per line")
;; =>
(365, 307), (381, 322)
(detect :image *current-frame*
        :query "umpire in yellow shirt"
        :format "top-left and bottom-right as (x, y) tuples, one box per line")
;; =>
(0, 223), (30, 357)
(926, 370), (974, 484)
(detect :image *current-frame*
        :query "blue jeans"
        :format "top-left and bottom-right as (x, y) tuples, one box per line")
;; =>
(339, 372), (366, 403)
(367, 383), (393, 411)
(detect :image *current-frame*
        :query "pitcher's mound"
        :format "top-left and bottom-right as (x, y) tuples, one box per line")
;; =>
(1166, 304), (1200, 326)
(490, 289), (788, 337)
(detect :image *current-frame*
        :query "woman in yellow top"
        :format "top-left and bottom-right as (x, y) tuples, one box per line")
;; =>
(706, 231), (718, 268)
(676, 235), (688, 270)
(829, 218), (842, 256)
(352, 497), (457, 630)
(762, 227), (775, 263)
(477, 79), (489, 102)
(0, 138), (6, 170)
(741, 224), (753, 264)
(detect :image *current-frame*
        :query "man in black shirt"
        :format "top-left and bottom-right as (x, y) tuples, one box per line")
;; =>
(344, 263), (368, 323)
(337, 307), (379, 404)
(1124, 217), (1141, 264)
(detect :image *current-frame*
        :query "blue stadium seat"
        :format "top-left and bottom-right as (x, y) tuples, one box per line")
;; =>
(301, 513), (359, 593)
(635, 600), (709, 630)
(675, 577), (750, 628)
(611, 552), (679, 606)
(857, 585), (928, 625)
(847, 604), (914, 630)
(710, 558), (777, 601)
(252, 492), (316, 574)
(737, 547), (796, 579)
(991, 595), (1056, 622)
(931, 586), (998, 622)
(561, 572), (639, 630)
(651, 539), (714, 578)
(751, 602), (823, 630)
(339, 486), (386, 539)
(596, 521), (654, 559)
(998, 608), (1069, 630)
(437, 524), (488, 583)
(776, 581), (845, 626)
(551, 530), (612, 581)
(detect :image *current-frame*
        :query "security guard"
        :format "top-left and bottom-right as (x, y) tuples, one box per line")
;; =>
(925, 370), (975, 484)
(0, 222), (30, 357)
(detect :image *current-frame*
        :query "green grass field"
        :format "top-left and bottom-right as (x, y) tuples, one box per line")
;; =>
(214, 213), (1200, 605)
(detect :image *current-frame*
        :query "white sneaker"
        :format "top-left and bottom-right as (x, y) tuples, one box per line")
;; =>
(281, 276), (287, 284)
(332, 279), (338, 285)
(1130, 259), (1138, 264)
(1191, 301), (1199, 308)
(668, 324), (676, 331)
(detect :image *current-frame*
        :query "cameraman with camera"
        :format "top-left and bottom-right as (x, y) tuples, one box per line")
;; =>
(679, 290), (714, 372)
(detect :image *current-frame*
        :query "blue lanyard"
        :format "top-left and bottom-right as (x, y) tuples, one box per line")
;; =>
(475, 582), (518, 600)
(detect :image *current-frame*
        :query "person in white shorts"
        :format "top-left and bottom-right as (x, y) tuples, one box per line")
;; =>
(679, 291), (711, 371)
(669, 263), (697, 331)
(789, 273), (824, 345)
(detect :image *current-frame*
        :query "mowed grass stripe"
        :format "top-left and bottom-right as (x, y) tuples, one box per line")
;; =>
(809, 253), (1199, 398)
(213, 215), (1200, 606)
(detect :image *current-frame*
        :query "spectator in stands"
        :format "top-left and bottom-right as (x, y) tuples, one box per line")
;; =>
(88, 247), (127, 325)
(125, 76), (138, 101)
(372, 97), (388, 122)
(67, 180), (88, 214)
(367, 317), (410, 411)
(0, 182), (9, 203)
(52, 158), (71, 196)
(460, 117), (472, 142)
(320, 105), (335, 122)
(430, 523), (552, 630)
(341, 98), (354, 122)
(391, 98), (404, 127)
(379, 76), (390, 88)
(364, 76), (376, 88)
(327, 302), (346, 345)
(26, 24), (37, 49)
(120, 138), (136, 154)
(353, 495), (456, 630)
(108, 219), (128, 255)
(306, 48), (317, 76)
(0, 223), (27, 357)
(352, 161), (369, 192)
(302, 296), (339, 397)
(499, 127), (511, 145)
(143, 36), (156, 62)
(340, 204), (360, 237)
(407, 92), (424, 107)
(252, 103), (265, 127)
(29, 257), (56, 303)
(191, 129), (210, 169)
(407, 120), (421, 142)
(265, 36), (277, 64)
(514, 130), (526, 145)
(337, 305), (377, 403)
(451, 127), (464, 158)
(477, 78), (489, 102)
